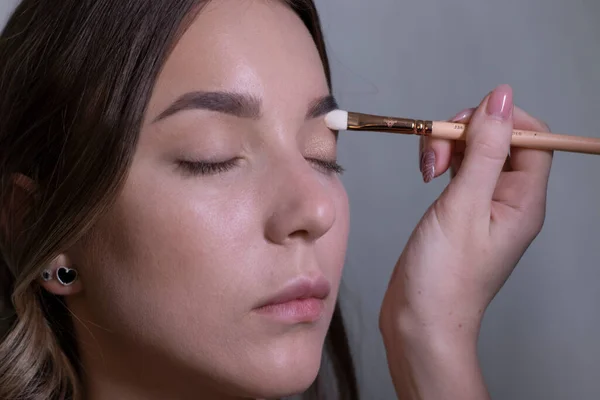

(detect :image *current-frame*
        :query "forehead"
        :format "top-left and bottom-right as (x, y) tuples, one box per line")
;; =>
(146, 0), (329, 121)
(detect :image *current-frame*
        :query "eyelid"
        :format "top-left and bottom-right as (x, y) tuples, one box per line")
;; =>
(177, 158), (240, 176)
(306, 157), (345, 175)
(305, 135), (337, 156)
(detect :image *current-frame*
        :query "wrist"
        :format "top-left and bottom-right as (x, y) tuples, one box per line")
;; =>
(389, 305), (483, 349)
(382, 311), (489, 400)
(388, 315), (479, 368)
(384, 331), (488, 400)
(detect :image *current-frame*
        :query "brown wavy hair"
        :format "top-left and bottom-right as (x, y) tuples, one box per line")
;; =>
(0, 1), (358, 399)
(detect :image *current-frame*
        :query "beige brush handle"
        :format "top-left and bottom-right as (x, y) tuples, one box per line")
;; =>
(432, 121), (600, 155)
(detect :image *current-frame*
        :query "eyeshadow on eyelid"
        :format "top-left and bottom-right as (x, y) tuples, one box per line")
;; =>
(304, 136), (337, 158)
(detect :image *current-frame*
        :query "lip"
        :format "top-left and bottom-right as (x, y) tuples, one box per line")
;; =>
(254, 277), (331, 323)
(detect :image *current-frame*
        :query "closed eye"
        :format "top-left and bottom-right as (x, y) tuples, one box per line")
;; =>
(307, 158), (345, 175)
(176, 157), (344, 177)
(178, 159), (240, 176)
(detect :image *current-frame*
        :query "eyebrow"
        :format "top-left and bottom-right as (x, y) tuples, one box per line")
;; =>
(306, 95), (338, 119)
(153, 91), (338, 123)
(154, 91), (261, 122)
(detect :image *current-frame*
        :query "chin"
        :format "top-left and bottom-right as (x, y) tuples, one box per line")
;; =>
(244, 362), (321, 398)
(266, 358), (321, 396)
(227, 335), (326, 398)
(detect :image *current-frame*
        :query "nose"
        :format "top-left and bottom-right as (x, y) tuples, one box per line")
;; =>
(264, 158), (337, 244)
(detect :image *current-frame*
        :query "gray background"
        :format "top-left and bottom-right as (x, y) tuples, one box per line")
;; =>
(2, 0), (600, 399)
(317, 1), (600, 399)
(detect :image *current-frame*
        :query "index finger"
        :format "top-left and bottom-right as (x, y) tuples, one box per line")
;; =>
(509, 106), (554, 191)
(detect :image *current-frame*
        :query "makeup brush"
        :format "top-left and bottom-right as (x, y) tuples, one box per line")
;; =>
(325, 110), (600, 155)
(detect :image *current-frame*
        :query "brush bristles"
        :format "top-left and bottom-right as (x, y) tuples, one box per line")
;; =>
(324, 110), (348, 130)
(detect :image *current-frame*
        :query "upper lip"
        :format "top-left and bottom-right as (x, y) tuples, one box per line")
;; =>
(256, 276), (331, 308)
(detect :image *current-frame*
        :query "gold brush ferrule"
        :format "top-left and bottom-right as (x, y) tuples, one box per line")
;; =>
(347, 112), (433, 136)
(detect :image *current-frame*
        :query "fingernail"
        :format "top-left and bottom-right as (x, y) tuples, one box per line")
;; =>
(451, 108), (475, 122)
(486, 84), (513, 120)
(418, 140), (424, 171)
(420, 149), (435, 183)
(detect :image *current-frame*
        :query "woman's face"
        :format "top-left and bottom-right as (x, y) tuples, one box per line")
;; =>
(69, 0), (349, 398)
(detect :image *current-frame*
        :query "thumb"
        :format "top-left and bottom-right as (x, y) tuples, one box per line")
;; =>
(451, 84), (514, 202)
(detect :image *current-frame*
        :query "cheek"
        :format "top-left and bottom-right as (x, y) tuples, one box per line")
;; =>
(72, 166), (350, 385)
(77, 175), (266, 346)
(319, 184), (350, 296)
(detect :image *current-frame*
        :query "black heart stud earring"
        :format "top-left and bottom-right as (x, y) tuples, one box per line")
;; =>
(56, 267), (78, 286)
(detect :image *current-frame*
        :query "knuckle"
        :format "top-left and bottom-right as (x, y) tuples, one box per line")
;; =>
(528, 202), (547, 233)
(378, 308), (392, 337)
(518, 197), (547, 239)
(522, 218), (545, 243)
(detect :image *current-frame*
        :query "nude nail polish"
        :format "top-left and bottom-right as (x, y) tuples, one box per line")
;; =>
(486, 84), (513, 120)
(451, 108), (475, 122)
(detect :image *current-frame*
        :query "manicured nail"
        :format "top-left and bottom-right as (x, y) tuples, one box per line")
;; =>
(486, 84), (513, 120)
(420, 149), (435, 183)
(451, 108), (475, 122)
(418, 139), (424, 171)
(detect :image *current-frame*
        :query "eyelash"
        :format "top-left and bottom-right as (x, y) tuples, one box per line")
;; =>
(307, 158), (345, 175)
(178, 158), (345, 176)
(178, 159), (240, 176)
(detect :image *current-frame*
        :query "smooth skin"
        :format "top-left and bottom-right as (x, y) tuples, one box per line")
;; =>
(37, 0), (553, 398)
(381, 84), (553, 399)
(42, 2), (349, 399)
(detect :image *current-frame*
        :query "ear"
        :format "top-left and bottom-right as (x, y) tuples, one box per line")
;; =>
(38, 253), (83, 296)
(4, 174), (82, 296)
